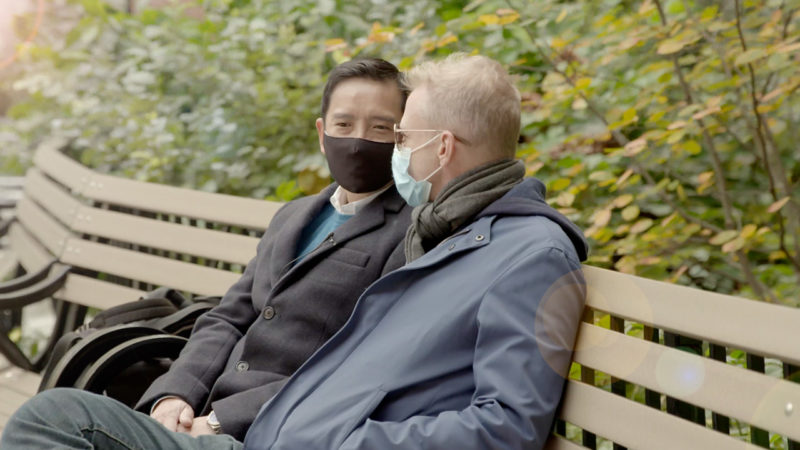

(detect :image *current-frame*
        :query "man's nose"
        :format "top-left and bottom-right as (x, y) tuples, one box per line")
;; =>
(353, 122), (369, 140)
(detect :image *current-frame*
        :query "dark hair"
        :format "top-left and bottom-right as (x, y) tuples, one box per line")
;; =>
(320, 57), (409, 120)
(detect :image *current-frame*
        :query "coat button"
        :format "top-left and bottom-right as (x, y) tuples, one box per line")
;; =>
(235, 361), (249, 372)
(448, 243), (455, 250)
(475, 235), (485, 241)
(263, 306), (275, 320)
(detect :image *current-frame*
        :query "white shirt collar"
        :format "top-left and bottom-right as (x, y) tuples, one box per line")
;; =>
(330, 183), (392, 216)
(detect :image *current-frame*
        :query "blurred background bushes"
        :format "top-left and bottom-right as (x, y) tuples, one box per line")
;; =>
(1, 0), (799, 305)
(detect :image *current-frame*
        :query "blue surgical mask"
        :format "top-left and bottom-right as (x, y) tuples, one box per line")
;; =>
(391, 133), (443, 207)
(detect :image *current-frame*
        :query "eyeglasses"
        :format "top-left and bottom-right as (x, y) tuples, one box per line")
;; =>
(393, 124), (470, 147)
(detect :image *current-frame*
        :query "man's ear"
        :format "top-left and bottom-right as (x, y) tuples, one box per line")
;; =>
(438, 131), (457, 167)
(316, 118), (326, 154)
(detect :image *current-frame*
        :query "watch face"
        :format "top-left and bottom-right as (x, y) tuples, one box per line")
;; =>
(207, 411), (221, 429)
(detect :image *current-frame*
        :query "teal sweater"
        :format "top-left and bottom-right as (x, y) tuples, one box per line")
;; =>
(295, 202), (352, 261)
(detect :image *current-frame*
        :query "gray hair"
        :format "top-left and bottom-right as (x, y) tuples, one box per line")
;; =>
(405, 53), (521, 158)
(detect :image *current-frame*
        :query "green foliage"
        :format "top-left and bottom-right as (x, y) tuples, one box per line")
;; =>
(3, 0), (365, 197)
(2, 0), (799, 304)
(498, 0), (800, 306)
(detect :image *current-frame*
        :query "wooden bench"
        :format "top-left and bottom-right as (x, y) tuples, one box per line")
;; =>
(546, 266), (800, 449)
(2, 141), (800, 448)
(0, 139), (281, 430)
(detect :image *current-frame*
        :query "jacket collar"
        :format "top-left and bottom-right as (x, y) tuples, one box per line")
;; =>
(327, 186), (404, 245)
(399, 216), (493, 273)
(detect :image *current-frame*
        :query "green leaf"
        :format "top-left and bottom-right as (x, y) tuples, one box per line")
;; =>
(700, 6), (719, 20)
(710, 230), (739, 246)
(622, 205), (640, 221)
(613, 194), (634, 208)
(657, 39), (685, 55)
(622, 108), (637, 122)
(722, 236), (746, 253)
(575, 77), (592, 90)
(767, 197), (790, 213)
(630, 218), (653, 234)
(550, 178), (571, 191)
(665, 0), (685, 14)
(684, 140), (701, 154)
(735, 48), (768, 66)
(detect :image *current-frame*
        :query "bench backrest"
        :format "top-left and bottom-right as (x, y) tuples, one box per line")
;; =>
(546, 266), (800, 449)
(8, 140), (282, 309)
(0, 176), (24, 212)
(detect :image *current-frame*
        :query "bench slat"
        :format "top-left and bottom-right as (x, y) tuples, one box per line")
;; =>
(573, 322), (800, 441)
(583, 265), (800, 366)
(543, 435), (586, 450)
(34, 144), (281, 231)
(0, 385), (30, 418)
(0, 366), (43, 431)
(24, 169), (80, 227)
(0, 250), (18, 281)
(27, 155), (260, 265)
(558, 380), (759, 450)
(71, 205), (259, 266)
(56, 274), (145, 310)
(60, 237), (240, 297)
(0, 177), (25, 188)
(32, 140), (91, 196)
(0, 366), (42, 397)
(15, 198), (69, 257)
(88, 171), (282, 231)
(8, 224), (52, 272)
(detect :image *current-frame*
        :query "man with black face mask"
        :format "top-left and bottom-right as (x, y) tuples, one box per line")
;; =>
(12, 58), (416, 446)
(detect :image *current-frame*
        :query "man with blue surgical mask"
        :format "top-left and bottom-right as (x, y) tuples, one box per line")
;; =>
(391, 125), (450, 207)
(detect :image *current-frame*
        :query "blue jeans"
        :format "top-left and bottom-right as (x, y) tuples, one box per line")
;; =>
(1, 388), (243, 449)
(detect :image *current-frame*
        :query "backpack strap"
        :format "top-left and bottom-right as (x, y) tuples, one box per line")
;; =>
(86, 298), (178, 329)
(73, 334), (188, 407)
(148, 298), (220, 336)
(38, 325), (161, 393)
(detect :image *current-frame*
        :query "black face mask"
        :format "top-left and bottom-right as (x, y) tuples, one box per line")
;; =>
(323, 133), (394, 193)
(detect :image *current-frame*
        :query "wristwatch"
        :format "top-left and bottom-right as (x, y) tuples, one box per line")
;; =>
(207, 411), (222, 434)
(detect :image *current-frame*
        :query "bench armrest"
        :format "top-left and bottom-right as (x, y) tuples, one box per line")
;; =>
(0, 259), (56, 294)
(0, 263), (70, 309)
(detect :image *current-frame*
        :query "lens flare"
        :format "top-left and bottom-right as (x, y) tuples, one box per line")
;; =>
(0, 0), (45, 70)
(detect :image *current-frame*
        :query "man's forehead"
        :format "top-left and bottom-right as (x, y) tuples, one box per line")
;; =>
(326, 78), (403, 120)
(329, 77), (400, 100)
(400, 89), (428, 128)
(329, 111), (395, 123)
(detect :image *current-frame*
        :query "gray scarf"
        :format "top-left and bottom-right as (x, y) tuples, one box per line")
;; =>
(404, 159), (525, 262)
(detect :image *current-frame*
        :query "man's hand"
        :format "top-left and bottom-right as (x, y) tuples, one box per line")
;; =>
(150, 397), (195, 432)
(188, 416), (216, 437)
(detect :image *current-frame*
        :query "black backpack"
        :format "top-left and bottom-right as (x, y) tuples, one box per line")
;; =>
(38, 287), (220, 407)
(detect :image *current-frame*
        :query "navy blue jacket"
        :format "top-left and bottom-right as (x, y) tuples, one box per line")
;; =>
(244, 178), (588, 449)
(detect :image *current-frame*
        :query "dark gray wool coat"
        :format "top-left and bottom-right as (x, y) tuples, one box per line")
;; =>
(135, 183), (412, 440)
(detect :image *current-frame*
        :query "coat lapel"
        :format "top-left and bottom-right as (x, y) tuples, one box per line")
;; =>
(268, 184), (337, 285)
(398, 216), (494, 273)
